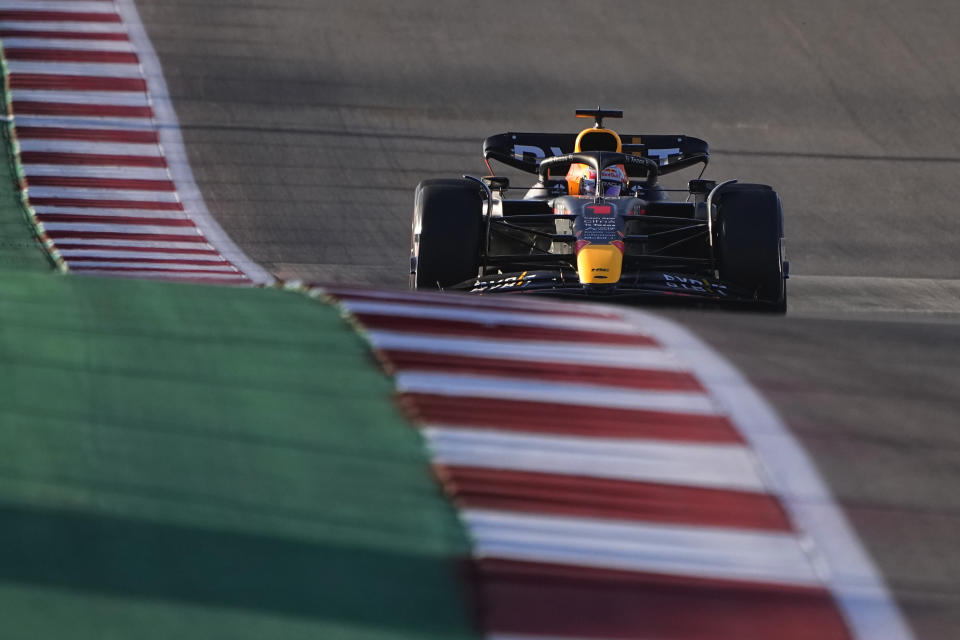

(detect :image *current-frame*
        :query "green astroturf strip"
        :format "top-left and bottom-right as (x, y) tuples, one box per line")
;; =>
(0, 52), (60, 271)
(0, 271), (479, 640)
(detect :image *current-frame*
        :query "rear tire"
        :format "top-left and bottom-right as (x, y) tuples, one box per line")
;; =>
(410, 179), (483, 289)
(716, 185), (786, 312)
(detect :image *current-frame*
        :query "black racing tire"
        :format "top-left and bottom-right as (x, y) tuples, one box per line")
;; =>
(410, 179), (483, 290)
(716, 185), (787, 312)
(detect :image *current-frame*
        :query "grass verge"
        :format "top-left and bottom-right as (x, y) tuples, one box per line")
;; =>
(0, 54), (61, 271)
(0, 271), (477, 640)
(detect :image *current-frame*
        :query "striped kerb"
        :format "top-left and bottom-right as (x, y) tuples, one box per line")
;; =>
(0, 4), (908, 639)
(0, 0), (254, 283)
(324, 286), (859, 640)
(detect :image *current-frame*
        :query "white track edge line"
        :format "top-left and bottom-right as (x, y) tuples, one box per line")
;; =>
(114, 0), (273, 285)
(621, 307), (914, 640)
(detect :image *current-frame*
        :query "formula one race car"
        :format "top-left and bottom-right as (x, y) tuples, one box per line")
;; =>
(410, 109), (787, 311)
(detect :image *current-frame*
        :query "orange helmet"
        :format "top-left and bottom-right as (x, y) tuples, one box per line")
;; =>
(565, 126), (628, 196)
(566, 163), (628, 197)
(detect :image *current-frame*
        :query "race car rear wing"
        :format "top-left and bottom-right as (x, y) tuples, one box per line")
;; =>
(483, 132), (709, 178)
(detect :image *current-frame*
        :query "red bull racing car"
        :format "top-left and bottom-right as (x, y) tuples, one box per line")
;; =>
(410, 109), (787, 312)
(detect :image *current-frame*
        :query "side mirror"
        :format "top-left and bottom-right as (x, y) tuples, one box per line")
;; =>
(482, 176), (510, 192)
(688, 179), (716, 195)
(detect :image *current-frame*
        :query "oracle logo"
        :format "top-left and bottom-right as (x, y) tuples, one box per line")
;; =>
(512, 145), (681, 165)
(512, 144), (564, 161)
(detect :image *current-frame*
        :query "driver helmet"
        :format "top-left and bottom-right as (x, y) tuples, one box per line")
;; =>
(566, 163), (628, 197)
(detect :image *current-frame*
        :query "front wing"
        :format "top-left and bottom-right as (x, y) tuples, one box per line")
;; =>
(451, 270), (762, 306)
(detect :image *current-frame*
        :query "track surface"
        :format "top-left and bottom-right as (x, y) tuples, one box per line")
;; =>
(135, 1), (960, 636)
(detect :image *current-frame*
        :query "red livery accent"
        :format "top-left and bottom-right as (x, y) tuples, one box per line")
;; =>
(586, 204), (613, 214)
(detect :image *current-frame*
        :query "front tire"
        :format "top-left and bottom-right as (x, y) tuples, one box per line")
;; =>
(716, 185), (786, 312)
(410, 179), (483, 289)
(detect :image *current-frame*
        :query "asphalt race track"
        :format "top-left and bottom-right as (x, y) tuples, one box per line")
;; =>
(136, 1), (960, 637)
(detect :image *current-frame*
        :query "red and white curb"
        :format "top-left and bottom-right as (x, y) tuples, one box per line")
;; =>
(321, 287), (914, 640)
(0, 0), (271, 284)
(0, 3), (913, 637)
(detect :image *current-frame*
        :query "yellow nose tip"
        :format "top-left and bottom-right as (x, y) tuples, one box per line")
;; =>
(576, 245), (623, 284)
